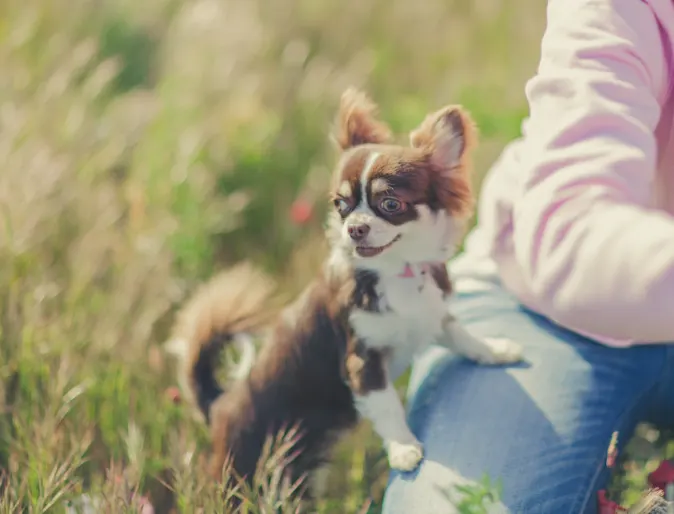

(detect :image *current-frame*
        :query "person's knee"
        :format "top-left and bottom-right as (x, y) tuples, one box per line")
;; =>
(383, 461), (509, 514)
(382, 282), (663, 514)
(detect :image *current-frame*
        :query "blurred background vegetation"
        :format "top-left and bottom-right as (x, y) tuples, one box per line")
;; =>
(0, 0), (666, 511)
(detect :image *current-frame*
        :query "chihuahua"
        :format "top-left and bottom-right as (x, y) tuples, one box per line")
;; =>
(168, 88), (523, 503)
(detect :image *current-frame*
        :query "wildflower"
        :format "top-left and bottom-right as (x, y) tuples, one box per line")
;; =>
(648, 460), (674, 498)
(289, 198), (313, 225)
(597, 489), (626, 513)
(165, 386), (182, 404)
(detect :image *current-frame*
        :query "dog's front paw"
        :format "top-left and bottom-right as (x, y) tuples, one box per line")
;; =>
(479, 337), (523, 365)
(387, 440), (424, 471)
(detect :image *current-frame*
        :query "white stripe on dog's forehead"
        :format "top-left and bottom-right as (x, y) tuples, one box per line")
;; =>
(370, 178), (389, 195)
(359, 152), (381, 201)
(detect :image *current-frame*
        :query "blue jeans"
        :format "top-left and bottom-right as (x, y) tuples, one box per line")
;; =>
(382, 266), (674, 514)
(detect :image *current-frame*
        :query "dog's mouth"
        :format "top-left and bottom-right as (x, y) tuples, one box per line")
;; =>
(355, 234), (402, 258)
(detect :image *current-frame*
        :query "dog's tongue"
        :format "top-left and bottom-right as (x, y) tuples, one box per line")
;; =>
(399, 264), (415, 278)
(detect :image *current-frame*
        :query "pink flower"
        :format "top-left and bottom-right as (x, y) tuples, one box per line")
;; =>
(289, 199), (313, 225)
(165, 386), (181, 404)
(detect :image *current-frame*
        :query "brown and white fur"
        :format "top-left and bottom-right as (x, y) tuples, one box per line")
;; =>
(167, 88), (523, 503)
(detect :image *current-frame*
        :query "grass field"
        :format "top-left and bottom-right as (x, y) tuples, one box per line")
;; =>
(0, 0), (668, 512)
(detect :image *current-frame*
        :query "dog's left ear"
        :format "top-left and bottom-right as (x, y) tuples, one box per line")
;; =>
(333, 88), (393, 150)
(409, 106), (476, 171)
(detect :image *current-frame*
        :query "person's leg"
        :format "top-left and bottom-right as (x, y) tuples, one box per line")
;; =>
(651, 346), (674, 429)
(382, 272), (668, 514)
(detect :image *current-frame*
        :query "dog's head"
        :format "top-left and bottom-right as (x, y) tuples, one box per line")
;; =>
(327, 88), (476, 274)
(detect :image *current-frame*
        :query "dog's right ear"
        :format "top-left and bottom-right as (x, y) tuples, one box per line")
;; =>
(333, 88), (392, 151)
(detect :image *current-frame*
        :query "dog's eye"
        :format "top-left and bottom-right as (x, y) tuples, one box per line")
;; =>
(380, 197), (404, 213)
(334, 198), (350, 215)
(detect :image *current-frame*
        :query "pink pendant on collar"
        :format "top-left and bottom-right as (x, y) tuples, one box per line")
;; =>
(399, 263), (435, 278)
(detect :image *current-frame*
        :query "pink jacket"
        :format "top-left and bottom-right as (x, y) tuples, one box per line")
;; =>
(460, 0), (674, 346)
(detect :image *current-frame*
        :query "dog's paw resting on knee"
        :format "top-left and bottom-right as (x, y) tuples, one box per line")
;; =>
(386, 440), (424, 471)
(480, 337), (524, 365)
(462, 337), (524, 365)
(442, 320), (525, 366)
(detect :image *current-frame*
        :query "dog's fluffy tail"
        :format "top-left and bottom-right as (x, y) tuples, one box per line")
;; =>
(166, 262), (276, 422)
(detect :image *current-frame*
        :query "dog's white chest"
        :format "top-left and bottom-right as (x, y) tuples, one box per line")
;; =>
(381, 273), (442, 316)
(349, 268), (448, 355)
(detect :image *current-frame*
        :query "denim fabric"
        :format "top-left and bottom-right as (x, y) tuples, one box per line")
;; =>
(382, 272), (674, 514)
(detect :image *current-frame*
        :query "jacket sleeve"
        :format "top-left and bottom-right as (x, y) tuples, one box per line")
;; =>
(511, 0), (674, 341)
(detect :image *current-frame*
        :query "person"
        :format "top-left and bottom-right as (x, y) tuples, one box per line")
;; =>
(382, 0), (674, 512)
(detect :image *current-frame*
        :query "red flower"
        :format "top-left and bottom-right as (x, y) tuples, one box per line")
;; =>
(289, 199), (313, 225)
(165, 386), (181, 404)
(597, 490), (627, 513)
(649, 460), (674, 492)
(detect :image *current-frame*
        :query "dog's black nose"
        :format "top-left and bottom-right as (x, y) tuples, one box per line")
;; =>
(347, 223), (370, 241)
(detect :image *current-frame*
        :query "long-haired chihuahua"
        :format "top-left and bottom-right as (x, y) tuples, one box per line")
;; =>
(168, 88), (523, 504)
